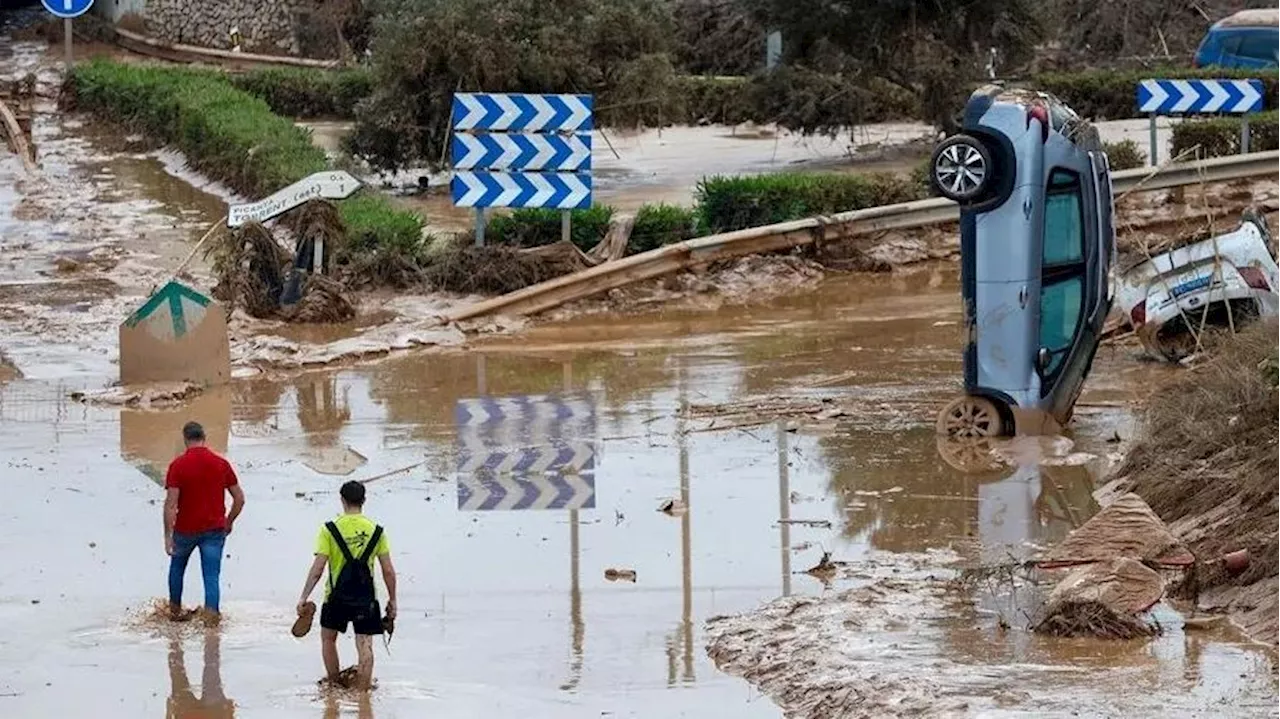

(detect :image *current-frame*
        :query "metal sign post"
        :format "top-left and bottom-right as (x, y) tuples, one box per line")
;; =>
(40, 0), (95, 66)
(1136, 78), (1265, 166)
(449, 93), (594, 245)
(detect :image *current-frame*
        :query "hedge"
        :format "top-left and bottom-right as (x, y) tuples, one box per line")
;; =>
(1170, 111), (1280, 159)
(694, 172), (922, 234)
(65, 60), (422, 252)
(228, 67), (374, 119)
(1102, 139), (1145, 170)
(1034, 68), (1280, 121)
(485, 203), (698, 255)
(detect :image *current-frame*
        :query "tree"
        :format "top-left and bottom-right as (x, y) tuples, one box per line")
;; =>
(744, 0), (1042, 132)
(345, 0), (678, 172)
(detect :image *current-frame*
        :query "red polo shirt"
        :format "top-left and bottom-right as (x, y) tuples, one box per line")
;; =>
(165, 446), (238, 535)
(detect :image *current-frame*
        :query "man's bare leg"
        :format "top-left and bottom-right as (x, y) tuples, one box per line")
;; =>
(354, 634), (375, 690)
(321, 629), (341, 682)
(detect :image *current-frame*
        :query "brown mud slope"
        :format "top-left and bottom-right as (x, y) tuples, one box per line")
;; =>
(1113, 319), (1279, 645)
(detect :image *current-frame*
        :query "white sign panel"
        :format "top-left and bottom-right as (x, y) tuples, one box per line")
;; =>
(227, 171), (362, 228)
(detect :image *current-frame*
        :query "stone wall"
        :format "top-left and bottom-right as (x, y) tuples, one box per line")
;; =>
(143, 0), (326, 56)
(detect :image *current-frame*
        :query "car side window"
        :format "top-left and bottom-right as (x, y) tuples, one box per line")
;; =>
(1039, 276), (1084, 376)
(1043, 170), (1084, 266)
(1237, 30), (1279, 63)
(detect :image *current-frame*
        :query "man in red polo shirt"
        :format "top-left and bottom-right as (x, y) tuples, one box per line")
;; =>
(164, 421), (246, 620)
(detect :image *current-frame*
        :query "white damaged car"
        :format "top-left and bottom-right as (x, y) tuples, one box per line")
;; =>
(1117, 210), (1278, 362)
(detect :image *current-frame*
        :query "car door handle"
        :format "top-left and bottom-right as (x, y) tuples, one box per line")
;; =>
(1019, 285), (1029, 308)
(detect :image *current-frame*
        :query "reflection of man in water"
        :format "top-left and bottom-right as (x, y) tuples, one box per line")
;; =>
(167, 631), (235, 719)
(165, 422), (247, 620)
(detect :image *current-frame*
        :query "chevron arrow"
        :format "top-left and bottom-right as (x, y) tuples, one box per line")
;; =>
(452, 93), (593, 132)
(451, 171), (592, 209)
(452, 133), (591, 172)
(1138, 78), (1265, 115)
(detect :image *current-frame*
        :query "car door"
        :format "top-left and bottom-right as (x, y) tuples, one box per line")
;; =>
(1035, 167), (1094, 420)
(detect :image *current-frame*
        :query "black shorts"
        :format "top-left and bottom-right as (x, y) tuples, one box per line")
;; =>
(320, 600), (383, 635)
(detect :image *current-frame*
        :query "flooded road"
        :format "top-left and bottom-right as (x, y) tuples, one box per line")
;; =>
(2, 269), (1275, 717)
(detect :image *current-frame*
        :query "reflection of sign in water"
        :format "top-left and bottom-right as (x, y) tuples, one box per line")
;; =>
(119, 280), (229, 387)
(120, 388), (231, 486)
(454, 395), (596, 510)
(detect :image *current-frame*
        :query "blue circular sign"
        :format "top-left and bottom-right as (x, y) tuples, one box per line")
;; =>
(41, 0), (94, 20)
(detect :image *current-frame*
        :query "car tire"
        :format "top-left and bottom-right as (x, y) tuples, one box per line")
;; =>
(930, 134), (993, 204)
(936, 395), (1004, 438)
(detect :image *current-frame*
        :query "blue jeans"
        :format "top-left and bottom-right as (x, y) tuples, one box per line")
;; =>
(168, 530), (226, 612)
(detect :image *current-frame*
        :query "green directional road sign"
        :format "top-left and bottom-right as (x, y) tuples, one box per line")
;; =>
(123, 280), (212, 341)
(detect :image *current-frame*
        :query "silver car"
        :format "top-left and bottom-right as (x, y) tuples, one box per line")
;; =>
(932, 86), (1116, 437)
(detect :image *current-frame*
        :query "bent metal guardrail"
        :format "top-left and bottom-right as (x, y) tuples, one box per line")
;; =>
(445, 150), (1280, 323)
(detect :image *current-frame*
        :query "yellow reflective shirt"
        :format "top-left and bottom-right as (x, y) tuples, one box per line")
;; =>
(314, 513), (390, 599)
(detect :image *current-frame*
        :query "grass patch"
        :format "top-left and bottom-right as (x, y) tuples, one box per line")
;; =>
(486, 206), (615, 253)
(66, 60), (422, 266)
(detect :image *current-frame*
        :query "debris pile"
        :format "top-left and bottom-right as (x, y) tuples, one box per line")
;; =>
(1027, 492), (1192, 639)
(206, 201), (355, 323)
(1112, 319), (1279, 644)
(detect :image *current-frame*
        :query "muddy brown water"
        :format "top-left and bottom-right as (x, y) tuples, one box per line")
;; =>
(2, 272), (1276, 717)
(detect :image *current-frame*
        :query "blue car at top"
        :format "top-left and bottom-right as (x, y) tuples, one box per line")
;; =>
(1194, 9), (1278, 69)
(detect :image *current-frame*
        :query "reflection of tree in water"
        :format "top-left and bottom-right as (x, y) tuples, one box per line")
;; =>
(295, 375), (351, 448)
(364, 348), (675, 445)
(230, 377), (286, 425)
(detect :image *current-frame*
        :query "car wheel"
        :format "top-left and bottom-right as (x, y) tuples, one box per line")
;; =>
(936, 395), (1004, 438)
(930, 134), (993, 203)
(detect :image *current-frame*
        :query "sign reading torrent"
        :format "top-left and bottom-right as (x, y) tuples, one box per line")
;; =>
(227, 171), (362, 227)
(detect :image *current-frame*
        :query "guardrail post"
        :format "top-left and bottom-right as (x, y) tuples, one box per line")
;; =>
(1240, 117), (1251, 155)
(1148, 114), (1158, 166)
(474, 208), (486, 247)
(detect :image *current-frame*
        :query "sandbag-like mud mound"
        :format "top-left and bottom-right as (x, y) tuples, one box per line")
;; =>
(1030, 559), (1164, 640)
(1114, 319), (1279, 644)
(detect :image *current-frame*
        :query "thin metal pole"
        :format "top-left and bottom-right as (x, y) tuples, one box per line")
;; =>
(64, 19), (73, 67)
(678, 359), (693, 682)
(561, 210), (571, 246)
(1148, 114), (1159, 166)
(474, 208), (486, 247)
(1240, 118), (1251, 155)
(777, 421), (791, 597)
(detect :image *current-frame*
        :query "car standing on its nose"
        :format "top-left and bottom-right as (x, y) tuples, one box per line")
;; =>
(932, 86), (1116, 437)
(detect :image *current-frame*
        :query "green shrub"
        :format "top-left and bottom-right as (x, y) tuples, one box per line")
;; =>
(694, 172), (922, 234)
(1102, 139), (1145, 170)
(486, 206), (615, 252)
(229, 67), (374, 119)
(630, 203), (698, 253)
(1170, 111), (1280, 159)
(1034, 68), (1279, 121)
(66, 60), (421, 260)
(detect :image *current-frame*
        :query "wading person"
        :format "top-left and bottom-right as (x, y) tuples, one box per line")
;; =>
(296, 480), (397, 690)
(164, 421), (245, 621)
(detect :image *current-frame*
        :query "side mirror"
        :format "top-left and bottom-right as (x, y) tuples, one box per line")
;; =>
(1036, 347), (1051, 373)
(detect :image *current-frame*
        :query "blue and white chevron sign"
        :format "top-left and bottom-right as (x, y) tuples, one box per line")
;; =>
(452, 93), (593, 132)
(451, 171), (591, 210)
(457, 474), (596, 511)
(456, 395), (595, 425)
(457, 440), (595, 475)
(1137, 79), (1264, 115)
(452, 132), (591, 172)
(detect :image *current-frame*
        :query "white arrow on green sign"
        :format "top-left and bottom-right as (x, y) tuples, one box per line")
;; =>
(227, 170), (362, 228)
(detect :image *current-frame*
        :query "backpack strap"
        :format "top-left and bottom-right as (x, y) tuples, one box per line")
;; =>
(325, 521), (357, 563)
(358, 525), (384, 563)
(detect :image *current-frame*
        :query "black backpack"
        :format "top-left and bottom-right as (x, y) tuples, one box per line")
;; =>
(325, 521), (383, 617)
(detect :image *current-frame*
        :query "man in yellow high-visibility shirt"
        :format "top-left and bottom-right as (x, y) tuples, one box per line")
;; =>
(296, 481), (397, 690)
